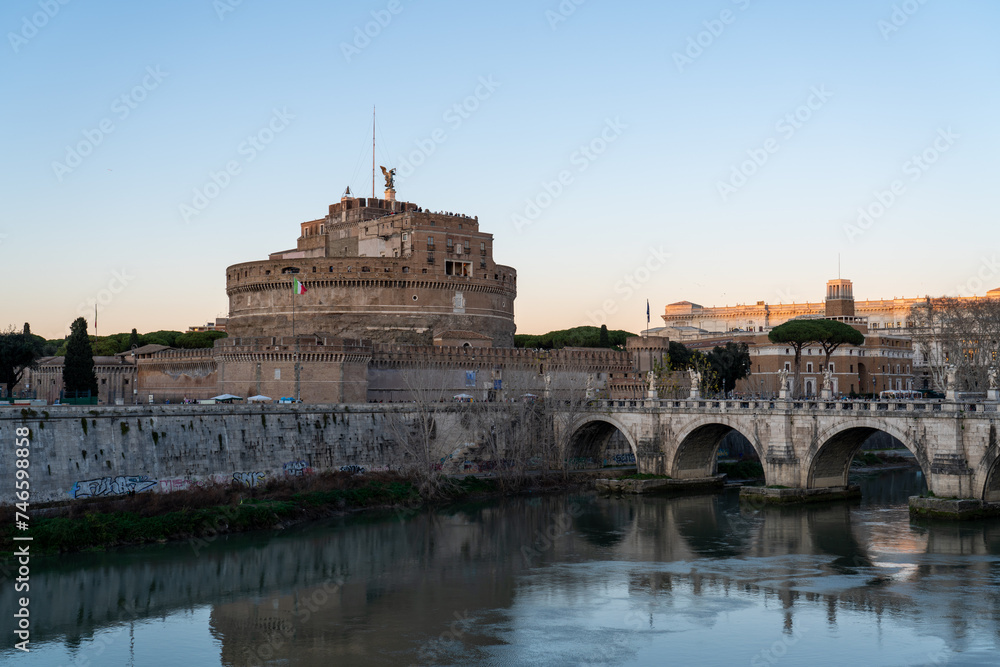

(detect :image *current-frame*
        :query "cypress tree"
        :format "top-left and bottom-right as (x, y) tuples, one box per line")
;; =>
(64, 317), (98, 397)
(128, 328), (141, 350)
(599, 324), (610, 348)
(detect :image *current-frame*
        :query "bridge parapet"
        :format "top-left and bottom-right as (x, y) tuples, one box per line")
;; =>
(581, 398), (997, 416)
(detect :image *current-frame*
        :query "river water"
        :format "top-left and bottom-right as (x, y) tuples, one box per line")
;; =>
(4, 469), (1000, 666)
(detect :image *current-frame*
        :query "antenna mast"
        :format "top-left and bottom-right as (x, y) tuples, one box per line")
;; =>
(371, 105), (376, 199)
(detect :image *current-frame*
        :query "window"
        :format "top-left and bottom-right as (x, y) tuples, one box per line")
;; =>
(447, 238), (453, 250)
(784, 362), (791, 371)
(829, 363), (834, 372)
(427, 236), (434, 247)
(464, 240), (470, 253)
(402, 266), (410, 274)
(274, 369), (281, 380)
(445, 260), (472, 276)
(807, 363), (813, 373)
(480, 242), (486, 255)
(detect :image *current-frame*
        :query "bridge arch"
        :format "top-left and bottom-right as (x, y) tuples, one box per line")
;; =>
(973, 425), (1000, 501)
(807, 419), (929, 490)
(671, 416), (763, 480)
(562, 414), (638, 467)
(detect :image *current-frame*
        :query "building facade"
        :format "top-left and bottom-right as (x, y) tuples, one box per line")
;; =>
(226, 192), (517, 347)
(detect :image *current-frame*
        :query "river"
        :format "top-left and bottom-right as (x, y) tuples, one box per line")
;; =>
(4, 469), (1000, 666)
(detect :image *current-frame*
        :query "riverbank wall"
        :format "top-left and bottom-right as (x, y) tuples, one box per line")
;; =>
(2, 404), (473, 504)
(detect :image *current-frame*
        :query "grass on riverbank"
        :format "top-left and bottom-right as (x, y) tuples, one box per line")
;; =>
(0, 472), (591, 557)
(0, 472), (515, 557)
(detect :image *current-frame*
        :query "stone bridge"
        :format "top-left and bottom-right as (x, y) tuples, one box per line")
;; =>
(555, 397), (1000, 501)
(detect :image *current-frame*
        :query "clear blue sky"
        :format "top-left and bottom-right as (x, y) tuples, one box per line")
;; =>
(2, 0), (997, 339)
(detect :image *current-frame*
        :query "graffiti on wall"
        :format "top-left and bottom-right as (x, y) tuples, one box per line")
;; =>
(72, 475), (157, 499)
(233, 471), (265, 488)
(611, 452), (636, 465)
(157, 474), (231, 493)
(339, 465), (366, 474)
(283, 460), (314, 477)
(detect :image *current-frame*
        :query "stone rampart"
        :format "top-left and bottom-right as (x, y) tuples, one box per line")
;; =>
(1, 404), (473, 504)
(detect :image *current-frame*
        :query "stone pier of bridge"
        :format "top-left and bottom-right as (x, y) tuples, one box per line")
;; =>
(555, 398), (1000, 503)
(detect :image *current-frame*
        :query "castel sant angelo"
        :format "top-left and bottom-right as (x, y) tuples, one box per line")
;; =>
(89, 170), (653, 405)
(225, 172), (517, 347)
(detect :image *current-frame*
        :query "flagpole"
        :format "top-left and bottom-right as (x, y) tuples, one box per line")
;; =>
(292, 275), (300, 402)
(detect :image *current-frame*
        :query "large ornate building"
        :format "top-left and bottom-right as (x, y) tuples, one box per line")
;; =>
(660, 278), (1000, 334)
(652, 279), (916, 396)
(17, 184), (642, 405)
(225, 189), (517, 347)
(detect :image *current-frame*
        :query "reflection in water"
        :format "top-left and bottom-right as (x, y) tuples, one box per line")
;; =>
(4, 469), (1000, 665)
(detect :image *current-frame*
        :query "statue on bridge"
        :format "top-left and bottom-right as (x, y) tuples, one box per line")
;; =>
(989, 367), (998, 390)
(946, 364), (958, 400)
(821, 367), (834, 399)
(688, 368), (701, 399)
(778, 368), (789, 399)
(647, 371), (658, 399)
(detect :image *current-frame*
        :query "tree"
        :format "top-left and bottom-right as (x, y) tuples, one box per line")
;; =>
(0, 326), (42, 397)
(707, 342), (752, 394)
(667, 341), (693, 370)
(599, 324), (610, 348)
(64, 317), (99, 398)
(768, 320), (827, 397)
(813, 320), (865, 371)
(128, 328), (141, 350)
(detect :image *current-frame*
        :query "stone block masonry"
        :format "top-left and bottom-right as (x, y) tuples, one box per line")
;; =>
(1, 404), (449, 504)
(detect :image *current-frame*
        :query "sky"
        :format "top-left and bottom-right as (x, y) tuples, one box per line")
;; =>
(2, 0), (998, 339)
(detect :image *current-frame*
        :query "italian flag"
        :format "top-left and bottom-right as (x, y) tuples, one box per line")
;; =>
(293, 278), (307, 295)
